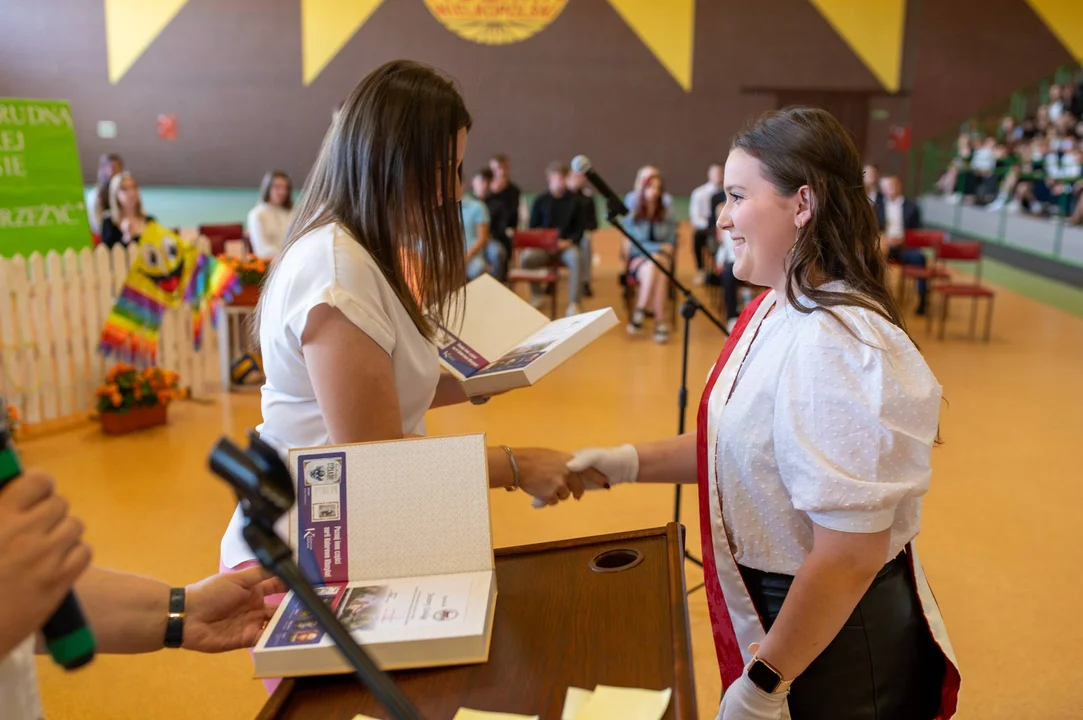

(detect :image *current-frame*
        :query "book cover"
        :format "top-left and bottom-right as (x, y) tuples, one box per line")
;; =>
(253, 434), (497, 677)
(435, 274), (617, 394)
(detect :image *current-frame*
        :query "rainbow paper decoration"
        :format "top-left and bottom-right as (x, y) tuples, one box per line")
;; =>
(99, 222), (239, 361)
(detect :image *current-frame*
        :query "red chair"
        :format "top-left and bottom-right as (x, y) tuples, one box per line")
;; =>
(505, 229), (560, 318)
(927, 240), (995, 341)
(895, 229), (952, 302)
(198, 223), (245, 256)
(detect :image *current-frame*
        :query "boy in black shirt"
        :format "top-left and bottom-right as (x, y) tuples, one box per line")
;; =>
(522, 162), (588, 317)
(566, 169), (598, 298)
(487, 154), (521, 257)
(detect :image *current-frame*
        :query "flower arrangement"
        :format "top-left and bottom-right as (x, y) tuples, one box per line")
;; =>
(96, 364), (178, 412)
(218, 254), (266, 306)
(4, 403), (18, 437)
(217, 254), (268, 287)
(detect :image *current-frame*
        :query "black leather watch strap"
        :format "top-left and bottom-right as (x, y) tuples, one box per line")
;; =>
(164, 587), (186, 648)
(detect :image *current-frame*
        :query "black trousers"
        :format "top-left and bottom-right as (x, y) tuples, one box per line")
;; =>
(693, 228), (712, 270)
(738, 553), (946, 720)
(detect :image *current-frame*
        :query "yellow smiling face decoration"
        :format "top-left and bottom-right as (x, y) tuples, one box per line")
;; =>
(99, 222), (239, 361)
(128, 224), (197, 305)
(132, 225), (198, 303)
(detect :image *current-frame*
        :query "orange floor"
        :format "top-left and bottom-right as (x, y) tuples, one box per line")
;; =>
(25, 227), (1083, 719)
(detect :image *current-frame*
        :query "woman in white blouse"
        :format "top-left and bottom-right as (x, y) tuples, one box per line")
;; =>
(534, 108), (960, 719)
(246, 170), (293, 259)
(220, 61), (583, 692)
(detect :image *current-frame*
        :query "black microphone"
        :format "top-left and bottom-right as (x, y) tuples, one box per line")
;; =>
(0, 407), (95, 670)
(571, 155), (629, 218)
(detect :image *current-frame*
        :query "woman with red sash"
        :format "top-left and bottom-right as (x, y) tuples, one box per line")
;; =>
(557, 108), (961, 719)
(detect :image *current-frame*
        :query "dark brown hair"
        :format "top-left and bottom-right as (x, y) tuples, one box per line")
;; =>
(731, 106), (905, 334)
(256, 60), (472, 343)
(545, 161), (568, 176)
(258, 170), (293, 210)
(94, 153), (123, 218)
(634, 175), (667, 222)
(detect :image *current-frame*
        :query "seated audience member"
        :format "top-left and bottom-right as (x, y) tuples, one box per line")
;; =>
(487, 154), (521, 257)
(247, 171), (294, 259)
(100, 172), (154, 249)
(89, 153), (124, 235)
(523, 162), (588, 317)
(690, 163), (724, 285)
(464, 170), (504, 281)
(624, 165), (673, 211)
(622, 175), (676, 343)
(877, 175), (927, 315)
(566, 169), (598, 298)
(864, 163), (884, 217)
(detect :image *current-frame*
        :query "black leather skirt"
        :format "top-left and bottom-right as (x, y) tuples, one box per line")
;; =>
(738, 553), (946, 720)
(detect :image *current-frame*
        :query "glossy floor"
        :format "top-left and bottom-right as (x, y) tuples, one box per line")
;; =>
(29, 228), (1083, 719)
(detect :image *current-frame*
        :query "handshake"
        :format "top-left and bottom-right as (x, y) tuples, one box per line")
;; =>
(510, 445), (640, 509)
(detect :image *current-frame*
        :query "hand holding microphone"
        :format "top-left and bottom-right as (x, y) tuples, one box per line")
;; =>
(0, 471), (93, 661)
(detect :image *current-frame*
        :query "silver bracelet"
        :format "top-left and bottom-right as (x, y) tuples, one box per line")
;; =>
(500, 445), (520, 492)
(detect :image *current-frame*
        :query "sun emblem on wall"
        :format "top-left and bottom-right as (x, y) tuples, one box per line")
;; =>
(424, 0), (570, 45)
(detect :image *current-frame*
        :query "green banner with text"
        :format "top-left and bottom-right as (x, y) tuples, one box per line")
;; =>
(0, 98), (91, 257)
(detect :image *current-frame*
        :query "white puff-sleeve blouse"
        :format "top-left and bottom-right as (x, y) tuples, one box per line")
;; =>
(716, 289), (942, 575)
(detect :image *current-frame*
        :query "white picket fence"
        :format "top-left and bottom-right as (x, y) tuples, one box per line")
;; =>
(0, 236), (222, 425)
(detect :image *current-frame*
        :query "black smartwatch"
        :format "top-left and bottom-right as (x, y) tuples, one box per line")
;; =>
(164, 588), (186, 649)
(747, 656), (788, 694)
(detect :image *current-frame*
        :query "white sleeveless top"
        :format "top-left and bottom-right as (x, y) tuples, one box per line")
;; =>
(220, 223), (440, 568)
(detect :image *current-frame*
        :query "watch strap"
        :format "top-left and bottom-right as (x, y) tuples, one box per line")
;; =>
(164, 587), (185, 648)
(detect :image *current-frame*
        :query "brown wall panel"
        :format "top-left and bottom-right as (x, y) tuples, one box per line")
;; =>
(1, 0), (1073, 196)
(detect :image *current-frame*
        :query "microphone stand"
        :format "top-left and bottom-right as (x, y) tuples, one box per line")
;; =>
(209, 436), (425, 720)
(605, 196), (728, 596)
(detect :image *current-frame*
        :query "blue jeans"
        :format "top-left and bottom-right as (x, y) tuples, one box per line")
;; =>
(579, 232), (592, 287)
(466, 241), (508, 281)
(520, 246), (581, 304)
(889, 246), (927, 307)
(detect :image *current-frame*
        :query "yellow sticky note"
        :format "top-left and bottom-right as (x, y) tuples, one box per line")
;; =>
(575, 685), (672, 720)
(453, 710), (539, 720)
(562, 687), (594, 720)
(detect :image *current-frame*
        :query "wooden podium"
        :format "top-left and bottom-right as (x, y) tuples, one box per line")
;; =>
(257, 524), (698, 719)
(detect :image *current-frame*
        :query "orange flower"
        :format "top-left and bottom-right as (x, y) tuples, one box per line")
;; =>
(6, 405), (17, 422)
(109, 393), (122, 407)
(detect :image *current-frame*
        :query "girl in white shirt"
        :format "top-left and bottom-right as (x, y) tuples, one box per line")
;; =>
(246, 170), (294, 259)
(220, 62), (583, 691)
(537, 108), (960, 719)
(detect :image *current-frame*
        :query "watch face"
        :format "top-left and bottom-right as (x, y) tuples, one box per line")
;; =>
(747, 659), (781, 694)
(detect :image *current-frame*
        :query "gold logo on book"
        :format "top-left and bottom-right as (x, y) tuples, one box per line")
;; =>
(424, 0), (569, 45)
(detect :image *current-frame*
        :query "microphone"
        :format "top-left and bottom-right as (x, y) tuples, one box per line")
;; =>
(571, 155), (629, 218)
(0, 407), (95, 671)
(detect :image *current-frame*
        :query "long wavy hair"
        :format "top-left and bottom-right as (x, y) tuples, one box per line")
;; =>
(254, 60), (471, 343)
(731, 107), (906, 335)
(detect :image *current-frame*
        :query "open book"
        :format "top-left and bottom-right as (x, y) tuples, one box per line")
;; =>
(436, 274), (618, 397)
(252, 434), (497, 678)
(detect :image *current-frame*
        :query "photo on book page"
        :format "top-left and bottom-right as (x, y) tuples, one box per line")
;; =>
(264, 583), (350, 648)
(336, 585), (390, 632)
(474, 312), (597, 376)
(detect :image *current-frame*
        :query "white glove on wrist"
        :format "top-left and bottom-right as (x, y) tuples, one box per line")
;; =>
(717, 673), (789, 720)
(567, 444), (639, 486)
(530, 444), (639, 509)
